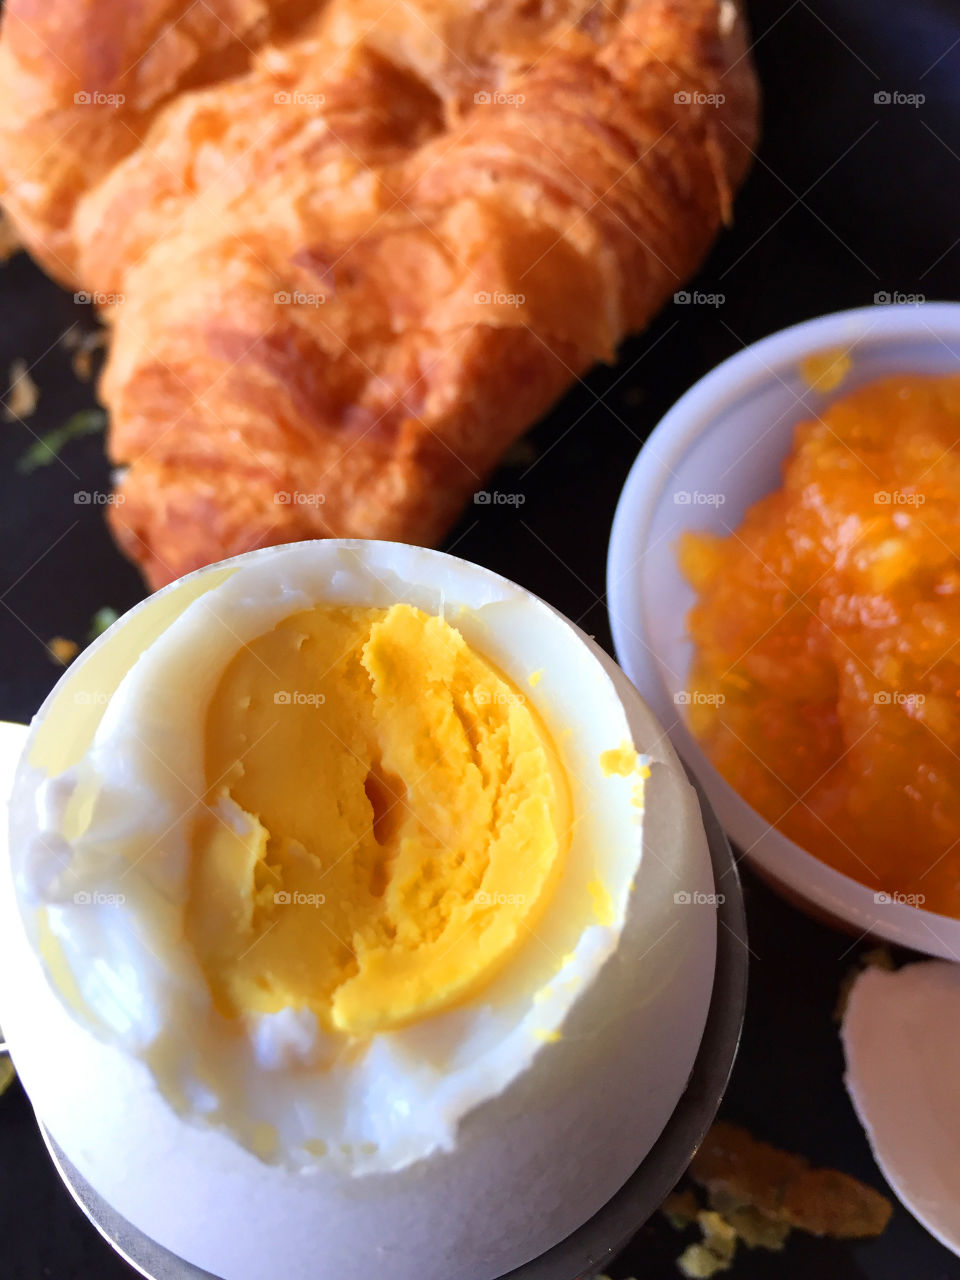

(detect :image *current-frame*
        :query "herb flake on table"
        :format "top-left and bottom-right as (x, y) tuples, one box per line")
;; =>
(17, 407), (106, 473)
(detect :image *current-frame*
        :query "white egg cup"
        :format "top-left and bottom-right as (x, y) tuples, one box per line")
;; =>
(608, 303), (960, 959)
(0, 542), (743, 1280)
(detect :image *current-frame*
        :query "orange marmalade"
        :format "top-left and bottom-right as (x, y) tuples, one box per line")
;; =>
(679, 373), (960, 916)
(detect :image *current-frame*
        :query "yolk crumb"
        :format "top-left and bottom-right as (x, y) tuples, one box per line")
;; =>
(186, 604), (570, 1035)
(587, 878), (615, 925)
(679, 373), (960, 916)
(600, 743), (639, 777)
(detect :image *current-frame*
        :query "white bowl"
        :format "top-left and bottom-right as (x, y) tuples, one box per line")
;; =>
(607, 302), (960, 959)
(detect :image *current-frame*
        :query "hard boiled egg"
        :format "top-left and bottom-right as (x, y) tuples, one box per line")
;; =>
(1, 540), (716, 1280)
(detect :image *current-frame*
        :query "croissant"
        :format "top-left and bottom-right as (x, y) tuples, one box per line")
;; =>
(0, 0), (757, 589)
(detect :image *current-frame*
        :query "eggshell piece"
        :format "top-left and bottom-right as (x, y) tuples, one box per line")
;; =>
(842, 961), (960, 1256)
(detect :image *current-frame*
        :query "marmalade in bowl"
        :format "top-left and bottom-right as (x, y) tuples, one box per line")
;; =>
(679, 372), (960, 916)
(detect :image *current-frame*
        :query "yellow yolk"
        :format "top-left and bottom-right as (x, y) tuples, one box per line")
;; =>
(186, 604), (571, 1037)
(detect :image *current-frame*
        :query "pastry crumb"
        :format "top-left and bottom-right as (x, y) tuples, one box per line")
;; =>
(0, 1055), (15, 1096)
(691, 1121), (892, 1239)
(4, 358), (38, 421)
(47, 637), (79, 665)
(678, 1242), (732, 1278)
(661, 1121), (891, 1275)
(61, 326), (107, 382)
(663, 1188), (700, 1229)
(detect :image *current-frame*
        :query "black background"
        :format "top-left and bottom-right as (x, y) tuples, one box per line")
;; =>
(3, 0), (960, 1276)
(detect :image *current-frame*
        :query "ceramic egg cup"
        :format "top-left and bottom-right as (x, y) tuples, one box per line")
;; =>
(608, 302), (960, 960)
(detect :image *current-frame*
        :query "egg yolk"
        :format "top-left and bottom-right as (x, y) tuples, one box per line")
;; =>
(185, 603), (570, 1035)
(679, 373), (960, 915)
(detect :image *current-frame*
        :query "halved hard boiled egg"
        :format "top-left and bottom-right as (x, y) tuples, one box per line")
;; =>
(1, 540), (716, 1280)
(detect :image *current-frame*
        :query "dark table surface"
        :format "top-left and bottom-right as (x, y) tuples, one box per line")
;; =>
(3, 0), (960, 1276)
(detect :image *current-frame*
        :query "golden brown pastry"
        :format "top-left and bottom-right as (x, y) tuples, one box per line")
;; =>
(0, 0), (758, 588)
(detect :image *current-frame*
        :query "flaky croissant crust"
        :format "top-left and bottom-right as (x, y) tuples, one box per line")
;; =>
(0, 0), (758, 587)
